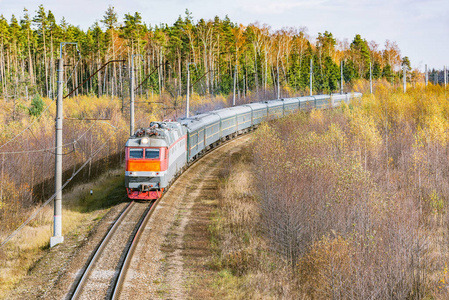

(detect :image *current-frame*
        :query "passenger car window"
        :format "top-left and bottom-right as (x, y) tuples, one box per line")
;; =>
(146, 149), (159, 159)
(129, 149), (143, 159)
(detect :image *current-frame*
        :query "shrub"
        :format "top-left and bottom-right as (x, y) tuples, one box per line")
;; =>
(28, 94), (44, 117)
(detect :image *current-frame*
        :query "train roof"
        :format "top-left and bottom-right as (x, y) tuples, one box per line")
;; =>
(313, 94), (331, 100)
(179, 113), (220, 131)
(228, 105), (252, 114)
(265, 100), (284, 107)
(330, 94), (347, 100)
(245, 102), (268, 110)
(299, 96), (315, 102)
(282, 97), (300, 105)
(126, 121), (185, 148)
(213, 108), (237, 119)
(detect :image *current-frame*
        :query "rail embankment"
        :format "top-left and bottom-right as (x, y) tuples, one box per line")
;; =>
(0, 168), (125, 298)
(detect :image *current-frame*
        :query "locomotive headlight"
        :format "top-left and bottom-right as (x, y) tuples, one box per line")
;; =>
(141, 137), (149, 144)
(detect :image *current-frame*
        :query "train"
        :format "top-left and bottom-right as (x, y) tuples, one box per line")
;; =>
(125, 93), (362, 200)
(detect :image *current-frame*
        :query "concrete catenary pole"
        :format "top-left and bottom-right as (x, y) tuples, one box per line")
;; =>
(403, 64), (407, 93)
(130, 54), (143, 136)
(425, 64), (428, 86)
(233, 64), (237, 105)
(340, 60), (344, 94)
(310, 58), (313, 96)
(186, 64), (191, 117)
(129, 57), (135, 136)
(370, 62), (373, 94)
(444, 66), (447, 88)
(277, 66), (280, 99)
(50, 58), (64, 248)
(186, 62), (195, 118)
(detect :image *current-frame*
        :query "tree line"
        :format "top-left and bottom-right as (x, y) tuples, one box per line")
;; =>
(0, 5), (412, 103)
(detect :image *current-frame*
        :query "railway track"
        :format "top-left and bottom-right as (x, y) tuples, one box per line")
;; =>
(67, 134), (248, 300)
(67, 197), (162, 300)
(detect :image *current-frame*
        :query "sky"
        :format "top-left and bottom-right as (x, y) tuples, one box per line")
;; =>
(0, 0), (448, 71)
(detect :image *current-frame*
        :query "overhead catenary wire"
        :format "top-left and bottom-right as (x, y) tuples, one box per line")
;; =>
(0, 54), (82, 151)
(0, 120), (99, 155)
(0, 126), (123, 248)
(0, 50), (126, 247)
(27, 127), (75, 156)
(0, 97), (57, 151)
(65, 54), (82, 85)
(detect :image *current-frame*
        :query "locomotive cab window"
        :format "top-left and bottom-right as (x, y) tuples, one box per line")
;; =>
(129, 148), (143, 159)
(145, 149), (160, 159)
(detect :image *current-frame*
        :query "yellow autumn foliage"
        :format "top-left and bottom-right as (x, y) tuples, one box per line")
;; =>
(309, 109), (324, 127)
(348, 108), (382, 155)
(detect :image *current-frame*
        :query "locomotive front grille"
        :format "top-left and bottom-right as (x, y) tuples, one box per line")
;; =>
(128, 176), (154, 183)
(126, 175), (162, 189)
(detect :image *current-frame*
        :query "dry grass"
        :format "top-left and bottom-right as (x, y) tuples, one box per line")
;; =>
(211, 86), (449, 299)
(210, 149), (302, 299)
(0, 168), (124, 296)
(0, 95), (129, 243)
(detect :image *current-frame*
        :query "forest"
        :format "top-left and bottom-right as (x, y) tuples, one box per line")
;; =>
(0, 4), (424, 105)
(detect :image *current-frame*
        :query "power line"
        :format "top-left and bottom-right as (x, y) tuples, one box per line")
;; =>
(0, 54), (82, 151)
(0, 147), (66, 155)
(65, 55), (82, 85)
(0, 97), (56, 151)
(0, 121), (98, 155)
(0, 126), (123, 248)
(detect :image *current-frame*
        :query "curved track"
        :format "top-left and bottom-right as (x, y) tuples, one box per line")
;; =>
(118, 134), (252, 299)
(68, 133), (251, 299)
(67, 201), (153, 300)
(110, 195), (164, 299)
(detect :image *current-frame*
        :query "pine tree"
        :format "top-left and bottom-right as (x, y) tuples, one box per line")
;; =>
(350, 34), (370, 79)
(382, 64), (393, 83)
(21, 8), (35, 86)
(372, 61), (382, 79)
(33, 5), (49, 97)
(28, 94), (44, 116)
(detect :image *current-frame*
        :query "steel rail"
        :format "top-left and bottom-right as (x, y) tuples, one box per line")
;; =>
(69, 200), (135, 299)
(110, 133), (250, 299)
(111, 196), (164, 299)
(70, 132), (252, 299)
